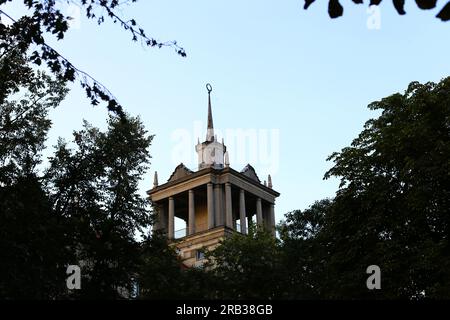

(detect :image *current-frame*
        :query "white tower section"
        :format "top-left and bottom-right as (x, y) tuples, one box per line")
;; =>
(196, 84), (227, 170)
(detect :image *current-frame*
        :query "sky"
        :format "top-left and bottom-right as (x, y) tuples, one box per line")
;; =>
(2, 0), (450, 228)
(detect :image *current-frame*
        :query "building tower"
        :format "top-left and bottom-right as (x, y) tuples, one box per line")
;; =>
(148, 84), (280, 267)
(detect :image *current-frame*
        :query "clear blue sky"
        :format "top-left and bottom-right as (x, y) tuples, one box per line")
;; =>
(2, 1), (450, 226)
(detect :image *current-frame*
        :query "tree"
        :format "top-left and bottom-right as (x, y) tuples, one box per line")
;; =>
(279, 199), (332, 299)
(0, 51), (70, 299)
(45, 114), (154, 298)
(302, 0), (450, 21)
(0, 49), (68, 184)
(321, 77), (450, 298)
(0, 0), (186, 115)
(281, 77), (450, 299)
(205, 224), (285, 300)
(138, 232), (214, 300)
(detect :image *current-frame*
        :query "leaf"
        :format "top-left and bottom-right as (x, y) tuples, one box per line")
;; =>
(304, 0), (316, 9)
(436, 2), (450, 21)
(415, 0), (437, 10)
(328, 0), (344, 18)
(393, 0), (406, 15)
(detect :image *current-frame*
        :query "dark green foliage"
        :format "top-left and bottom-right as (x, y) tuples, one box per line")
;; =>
(280, 77), (450, 299)
(0, 50), (68, 184)
(0, 176), (72, 299)
(205, 224), (285, 300)
(279, 199), (332, 299)
(1, 49), (155, 298)
(45, 114), (154, 299)
(0, 51), (70, 299)
(321, 77), (450, 298)
(138, 232), (214, 300)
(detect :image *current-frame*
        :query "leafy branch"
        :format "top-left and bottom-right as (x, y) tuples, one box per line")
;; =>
(0, 0), (187, 116)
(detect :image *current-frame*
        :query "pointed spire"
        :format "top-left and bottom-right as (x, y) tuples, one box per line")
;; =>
(206, 83), (214, 141)
(268, 174), (273, 189)
(153, 171), (159, 188)
(264, 180), (267, 187)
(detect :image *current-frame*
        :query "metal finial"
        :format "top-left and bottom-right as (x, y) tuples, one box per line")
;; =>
(206, 83), (212, 94)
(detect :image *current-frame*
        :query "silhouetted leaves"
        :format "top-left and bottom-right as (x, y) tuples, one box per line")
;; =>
(416, 0), (437, 10)
(329, 0), (344, 18)
(304, 0), (315, 9)
(303, 0), (450, 20)
(393, 0), (406, 15)
(320, 77), (450, 298)
(437, 2), (450, 21)
(1, 51), (155, 298)
(0, 1), (186, 116)
(0, 52), (71, 299)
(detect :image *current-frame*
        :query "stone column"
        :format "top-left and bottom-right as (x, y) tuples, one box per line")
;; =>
(239, 189), (247, 234)
(256, 198), (263, 228)
(168, 197), (175, 239)
(225, 182), (233, 228)
(207, 183), (215, 229)
(152, 204), (161, 232)
(188, 190), (195, 235)
(214, 184), (222, 226)
(159, 204), (167, 233)
(269, 203), (276, 237)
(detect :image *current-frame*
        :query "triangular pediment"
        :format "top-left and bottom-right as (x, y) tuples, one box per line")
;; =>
(168, 163), (194, 182)
(240, 164), (261, 183)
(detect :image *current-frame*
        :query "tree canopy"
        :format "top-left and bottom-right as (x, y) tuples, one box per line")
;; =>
(279, 76), (450, 299)
(0, 48), (155, 298)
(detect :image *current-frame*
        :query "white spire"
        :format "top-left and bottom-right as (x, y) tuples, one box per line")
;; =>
(206, 83), (214, 142)
(196, 83), (227, 170)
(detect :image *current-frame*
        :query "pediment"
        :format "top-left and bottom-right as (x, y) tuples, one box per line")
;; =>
(240, 164), (261, 183)
(168, 163), (194, 182)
